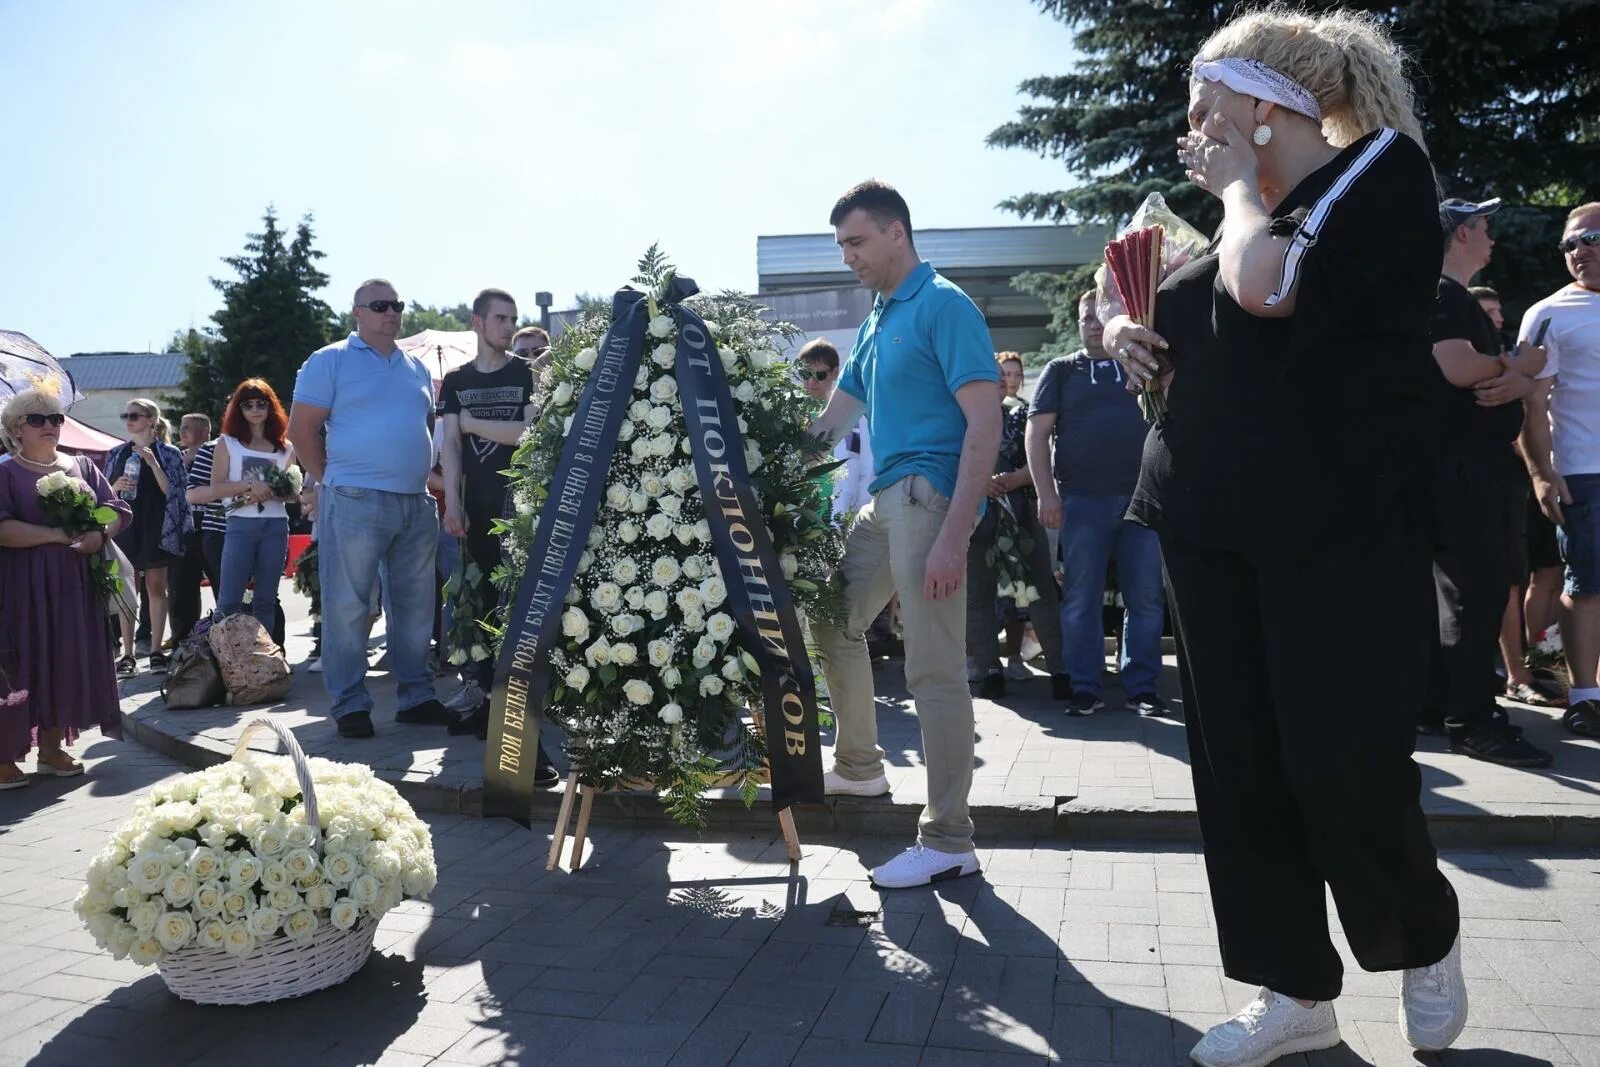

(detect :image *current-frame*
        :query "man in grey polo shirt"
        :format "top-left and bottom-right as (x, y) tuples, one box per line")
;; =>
(289, 278), (451, 738)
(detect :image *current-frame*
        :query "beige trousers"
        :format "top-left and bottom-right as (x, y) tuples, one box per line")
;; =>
(814, 474), (975, 854)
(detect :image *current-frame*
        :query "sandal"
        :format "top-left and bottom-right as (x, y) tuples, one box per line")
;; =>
(35, 753), (83, 777)
(116, 655), (137, 676)
(148, 651), (168, 672)
(1505, 681), (1564, 707)
(1565, 700), (1600, 738)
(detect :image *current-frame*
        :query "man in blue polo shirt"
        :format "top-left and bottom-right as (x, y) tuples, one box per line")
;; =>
(289, 278), (450, 738)
(810, 180), (1002, 889)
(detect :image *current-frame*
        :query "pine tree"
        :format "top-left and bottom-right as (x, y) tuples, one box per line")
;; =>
(990, 0), (1600, 350)
(173, 208), (337, 419)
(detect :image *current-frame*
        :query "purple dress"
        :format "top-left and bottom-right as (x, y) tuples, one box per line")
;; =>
(0, 456), (131, 760)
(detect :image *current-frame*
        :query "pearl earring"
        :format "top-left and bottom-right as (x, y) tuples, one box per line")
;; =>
(1252, 124), (1273, 146)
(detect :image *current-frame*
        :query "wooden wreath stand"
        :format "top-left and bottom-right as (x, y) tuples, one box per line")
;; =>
(546, 713), (803, 871)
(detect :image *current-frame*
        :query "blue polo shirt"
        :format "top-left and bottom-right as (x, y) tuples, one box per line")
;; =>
(293, 333), (434, 493)
(838, 261), (998, 499)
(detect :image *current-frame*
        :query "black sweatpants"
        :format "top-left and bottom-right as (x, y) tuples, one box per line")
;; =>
(1427, 462), (1525, 739)
(1161, 523), (1459, 1001)
(169, 528), (219, 643)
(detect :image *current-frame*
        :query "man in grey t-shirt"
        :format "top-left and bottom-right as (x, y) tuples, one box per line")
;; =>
(1026, 291), (1167, 716)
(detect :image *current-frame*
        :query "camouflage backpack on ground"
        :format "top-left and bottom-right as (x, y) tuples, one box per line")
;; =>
(205, 613), (292, 706)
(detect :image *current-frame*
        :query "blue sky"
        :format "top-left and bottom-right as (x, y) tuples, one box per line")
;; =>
(0, 1), (1078, 357)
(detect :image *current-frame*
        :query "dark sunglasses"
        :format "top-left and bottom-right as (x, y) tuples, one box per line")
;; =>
(795, 367), (831, 382)
(240, 398), (269, 411)
(121, 412), (149, 421)
(356, 299), (406, 314)
(24, 413), (66, 428)
(1558, 230), (1600, 254)
(514, 345), (550, 358)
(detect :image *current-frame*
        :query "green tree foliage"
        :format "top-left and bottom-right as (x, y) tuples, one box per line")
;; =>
(173, 208), (337, 420)
(991, 0), (1600, 350)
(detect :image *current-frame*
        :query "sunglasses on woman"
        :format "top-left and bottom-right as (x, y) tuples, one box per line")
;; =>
(23, 413), (67, 428)
(120, 412), (148, 421)
(1559, 230), (1600, 254)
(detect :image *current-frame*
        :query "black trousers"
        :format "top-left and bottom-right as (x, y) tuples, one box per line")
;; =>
(169, 528), (219, 643)
(464, 514), (503, 693)
(1162, 523), (1459, 1001)
(1427, 463), (1525, 739)
(203, 531), (285, 648)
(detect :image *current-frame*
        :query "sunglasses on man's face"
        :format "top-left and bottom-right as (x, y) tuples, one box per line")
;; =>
(1559, 230), (1600, 254)
(795, 367), (831, 383)
(24, 413), (66, 428)
(356, 299), (406, 314)
(513, 345), (549, 358)
(241, 398), (269, 411)
(121, 412), (148, 421)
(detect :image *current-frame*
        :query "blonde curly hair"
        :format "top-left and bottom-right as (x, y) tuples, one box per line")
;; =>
(1195, 6), (1426, 152)
(0, 387), (66, 453)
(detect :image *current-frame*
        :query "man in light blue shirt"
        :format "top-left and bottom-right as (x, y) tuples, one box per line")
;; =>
(289, 278), (449, 738)
(810, 180), (1002, 889)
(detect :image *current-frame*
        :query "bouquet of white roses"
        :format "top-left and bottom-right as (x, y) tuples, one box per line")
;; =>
(73, 750), (436, 968)
(36, 467), (125, 602)
(442, 555), (492, 668)
(492, 248), (846, 826)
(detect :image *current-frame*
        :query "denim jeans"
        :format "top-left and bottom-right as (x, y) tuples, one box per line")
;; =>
(319, 487), (438, 720)
(218, 516), (288, 632)
(1058, 492), (1165, 698)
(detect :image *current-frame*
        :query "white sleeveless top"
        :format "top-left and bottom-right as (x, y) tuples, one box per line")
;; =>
(223, 435), (291, 520)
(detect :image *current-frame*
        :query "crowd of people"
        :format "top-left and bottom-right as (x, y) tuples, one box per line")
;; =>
(1, 5), (1595, 1061)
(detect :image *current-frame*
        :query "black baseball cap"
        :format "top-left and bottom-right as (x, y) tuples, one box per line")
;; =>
(1440, 197), (1501, 232)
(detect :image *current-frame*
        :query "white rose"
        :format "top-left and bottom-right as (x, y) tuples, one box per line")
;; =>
(611, 642), (638, 666)
(650, 434), (677, 458)
(565, 664), (590, 689)
(606, 483), (630, 510)
(676, 587), (704, 613)
(706, 613), (736, 642)
(577, 550), (595, 574)
(722, 656), (744, 682)
(623, 679), (654, 705)
(650, 376), (678, 402)
(643, 589), (670, 619)
(200, 822), (228, 849)
(575, 347), (598, 371)
(249, 908), (282, 938)
(156, 912), (197, 952)
(591, 582), (622, 611)
(667, 466), (695, 494)
(187, 846), (221, 882)
(284, 909), (318, 942)
(639, 473), (665, 497)
(350, 874), (381, 907)
(694, 520), (712, 543)
(222, 922), (255, 957)
(682, 608), (706, 632)
(261, 861), (291, 890)
(658, 494), (682, 518)
(674, 523), (696, 546)
(323, 852), (359, 885)
(651, 343), (676, 368)
(128, 900), (161, 935)
(629, 399), (652, 421)
(616, 419), (636, 442)
(700, 576), (727, 608)
(652, 556), (682, 586)
(193, 880), (225, 916)
(681, 556), (705, 580)
(618, 520), (641, 544)
(745, 440), (763, 471)
(700, 675), (725, 697)
(645, 405), (673, 431)
(228, 856), (261, 889)
(624, 585), (646, 610)
(734, 381), (756, 404)
(610, 613), (641, 637)
(553, 381), (577, 407)
(129, 937), (163, 966)
(661, 666), (682, 688)
(37, 470), (72, 495)
(268, 886), (301, 913)
(585, 637), (612, 667)
(658, 703), (684, 725)
(161, 869), (197, 907)
(127, 850), (169, 894)
(692, 638), (717, 668)
(305, 884), (337, 912)
(635, 364), (650, 390)
(198, 919), (227, 950)
(648, 639), (674, 667)
(648, 314), (674, 339)
(562, 607), (590, 643)
(280, 851), (315, 887)
(780, 553), (798, 580)
(719, 347), (739, 370)
(330, 898), (361, 930)
(646, 513), (674, 540)
(750, 346), (774, 369)
(222, 888), (252, 918)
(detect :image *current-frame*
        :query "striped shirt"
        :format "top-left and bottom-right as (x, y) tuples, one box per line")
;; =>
(187, 441), (228, 534)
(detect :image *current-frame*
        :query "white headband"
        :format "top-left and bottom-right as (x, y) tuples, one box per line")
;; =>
(1193, 58), (1321, 123)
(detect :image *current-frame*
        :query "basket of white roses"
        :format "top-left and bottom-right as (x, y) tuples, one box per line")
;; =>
(72, 718), (437, 1005)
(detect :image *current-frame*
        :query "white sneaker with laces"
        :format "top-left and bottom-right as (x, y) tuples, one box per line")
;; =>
(823, 767), (889, 798)
(1400, 936), (1468, 1050)
(1189, 988), (1340, 1067)
(870, 843), (980, 889)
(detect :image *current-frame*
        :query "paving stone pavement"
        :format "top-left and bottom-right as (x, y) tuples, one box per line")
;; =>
(119, 590), (1600, 844)
(3, 742), (1600, 1066)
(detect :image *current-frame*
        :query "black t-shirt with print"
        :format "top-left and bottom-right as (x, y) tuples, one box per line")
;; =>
(440, 357), (534, 521)
(1429, 275), (1524, 479)
(1128, 129), (1444, 552)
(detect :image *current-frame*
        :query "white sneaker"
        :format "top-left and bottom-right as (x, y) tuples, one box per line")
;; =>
(823, 767), (889, 797)
(307, 657), (322, 673)
(1190, 988), (1340, 1067)
(1400, 936), (1468, 1051)
(870, 843), (980, 889)
(1019, 633), (1043, 662)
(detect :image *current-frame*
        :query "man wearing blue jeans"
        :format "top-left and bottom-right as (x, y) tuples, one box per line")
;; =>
(1026, 291), (1167, 716)
(288, 278), (451, 738)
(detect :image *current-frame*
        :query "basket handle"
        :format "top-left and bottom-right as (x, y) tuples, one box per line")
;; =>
(231, 717), (319, 829)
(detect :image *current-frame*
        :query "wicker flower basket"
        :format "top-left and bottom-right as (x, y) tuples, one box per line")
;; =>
(156, 718), (377, 1005)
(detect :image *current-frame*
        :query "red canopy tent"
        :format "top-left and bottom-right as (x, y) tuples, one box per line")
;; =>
(58, 414), (122, 461)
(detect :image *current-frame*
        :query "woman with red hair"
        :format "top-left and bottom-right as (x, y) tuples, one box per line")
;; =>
(211, 379), (296, 635)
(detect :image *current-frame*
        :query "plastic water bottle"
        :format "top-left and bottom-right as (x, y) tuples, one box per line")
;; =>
(121, 455), (141, 501)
